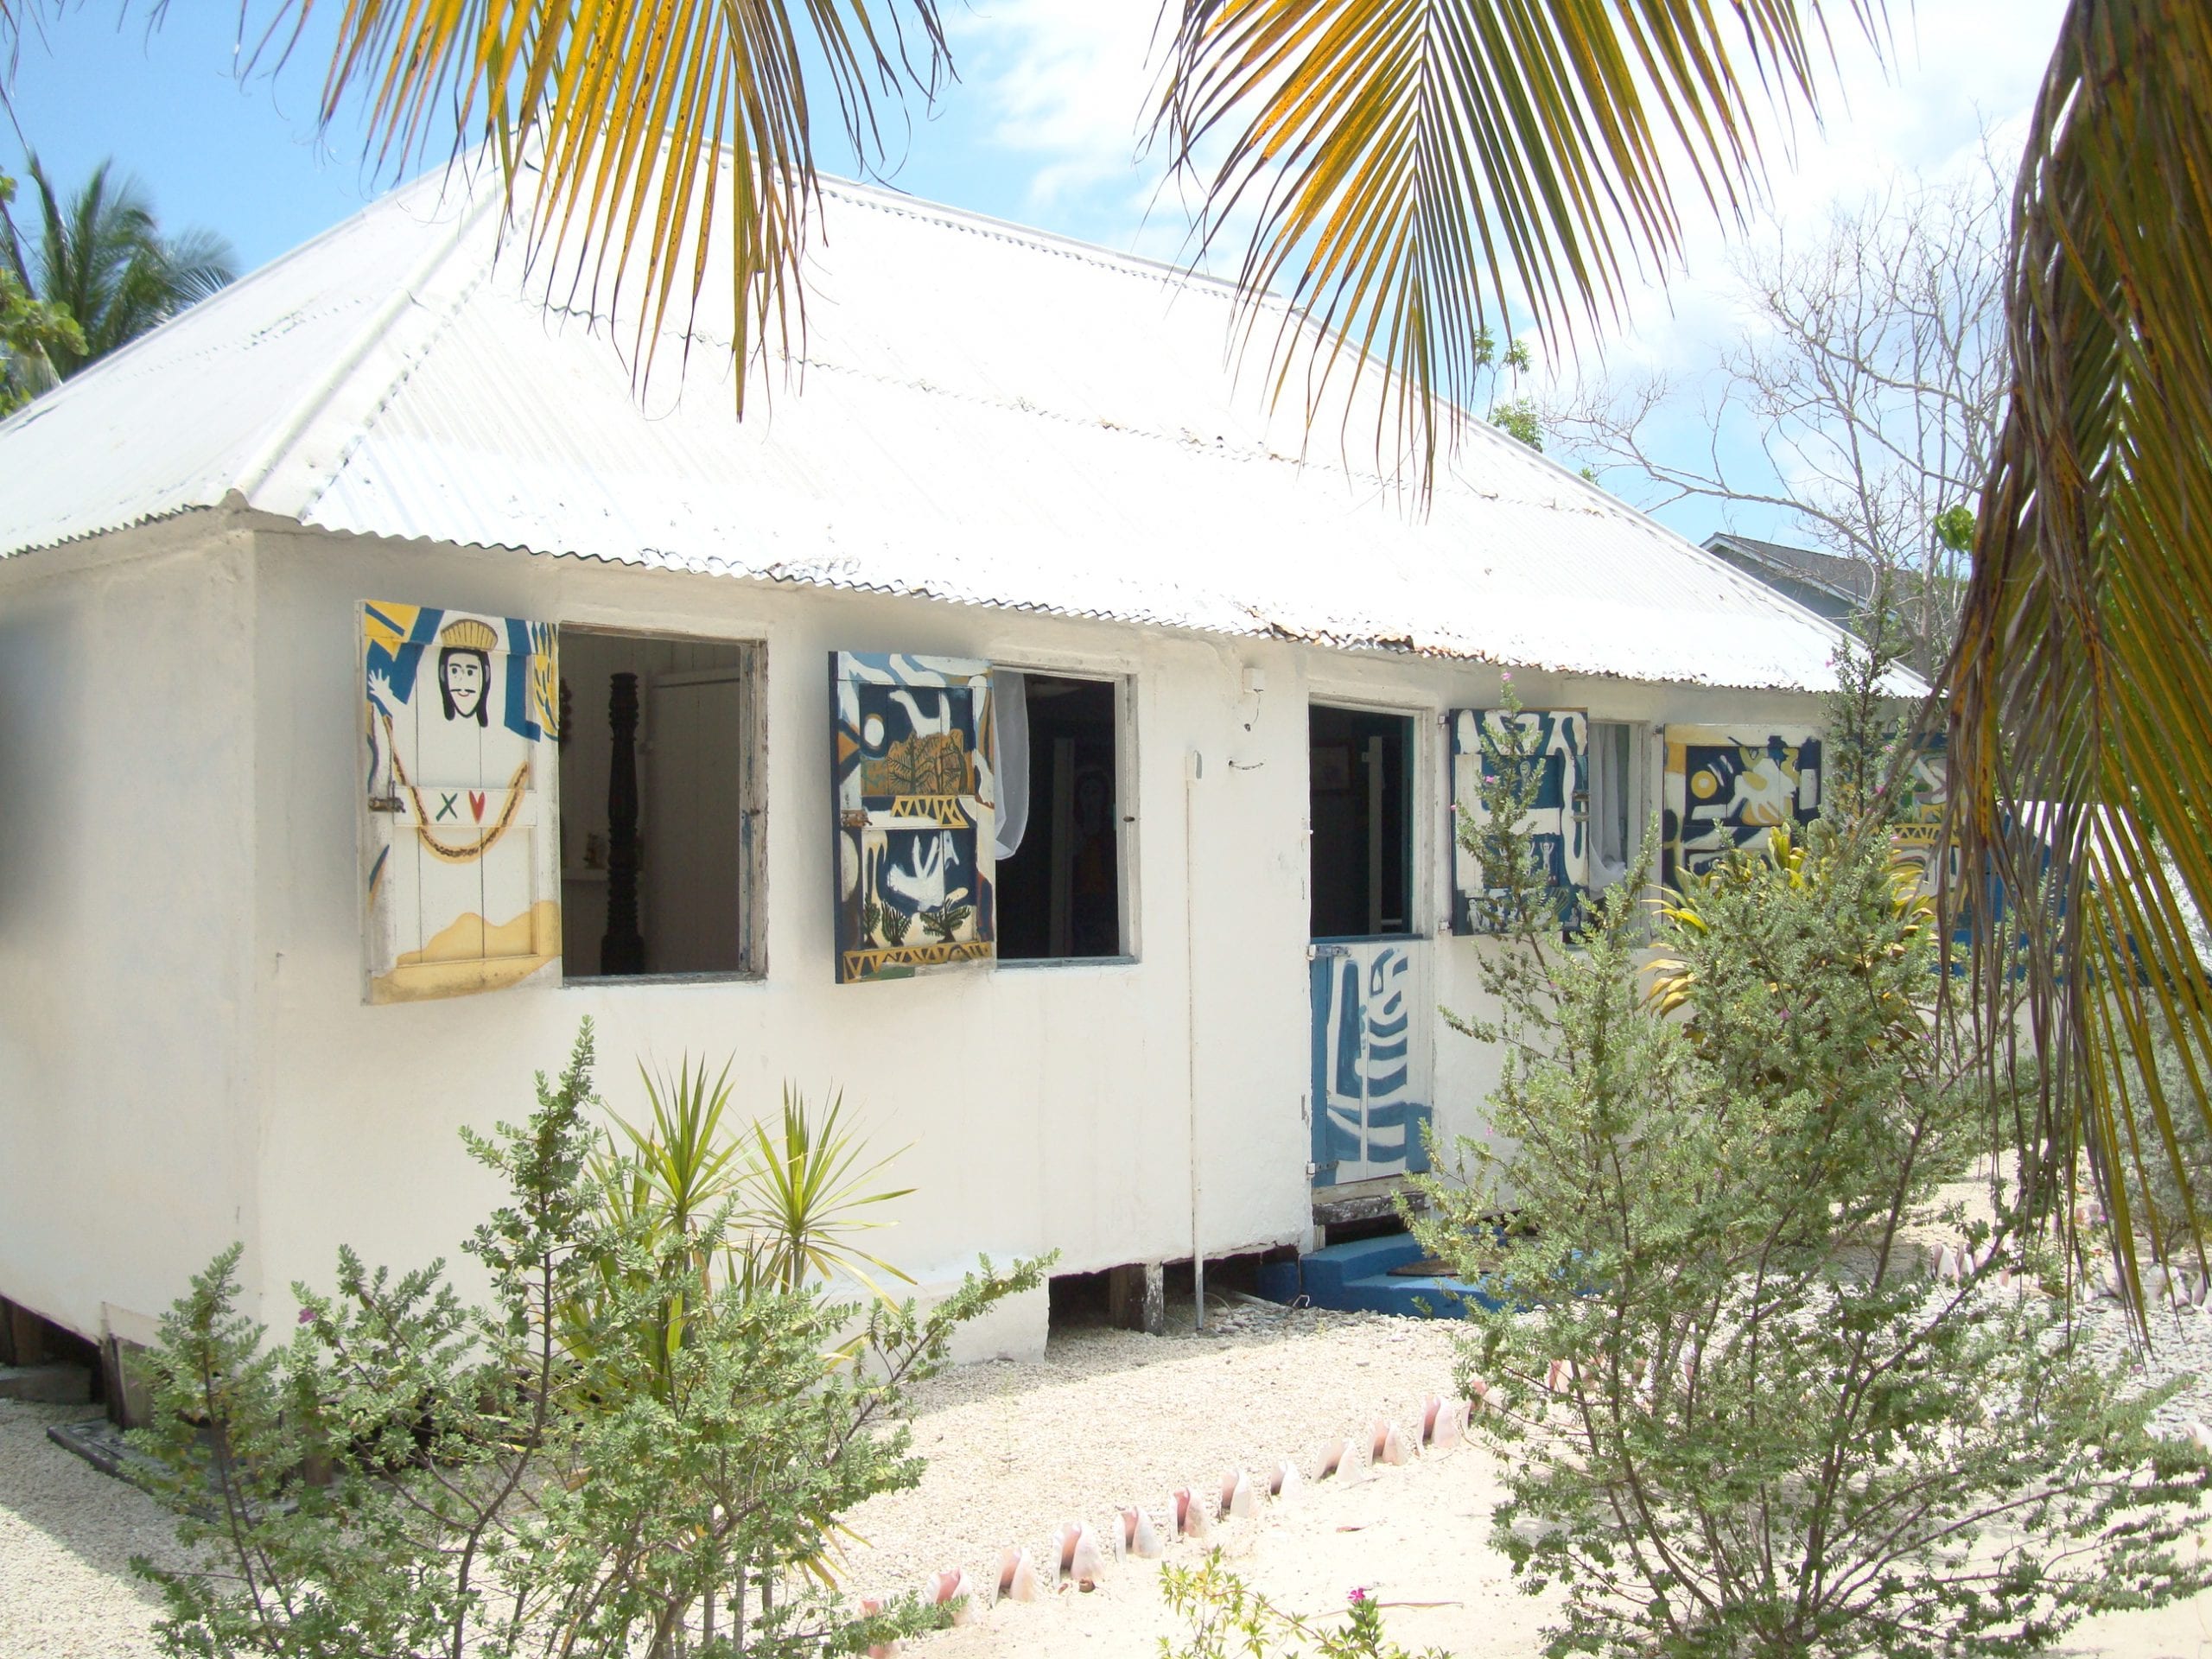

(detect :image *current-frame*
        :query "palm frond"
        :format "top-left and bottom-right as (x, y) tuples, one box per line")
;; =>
(246, 0), (950, 410)
(1945, 0), (2212, 1315)
(1154, 0), (1884, 488)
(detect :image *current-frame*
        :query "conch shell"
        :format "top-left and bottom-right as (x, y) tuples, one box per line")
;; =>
(1118, 1504), (1163, 1560)
(996, 1547), (1044, 1604)
(1219, 1468), (1257, 1521)
(1370, 1418), (1411, 1466)
(859, 1596), (900, 1658)
(1057, 1521), (1105, 1591)
(1172, 1484), (1214, 1539)
(927, 1568), (976, 1625)
(1421, 1394), (1469, 1452)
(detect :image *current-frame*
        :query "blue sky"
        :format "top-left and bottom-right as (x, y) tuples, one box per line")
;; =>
(4, 3), (2067, 544)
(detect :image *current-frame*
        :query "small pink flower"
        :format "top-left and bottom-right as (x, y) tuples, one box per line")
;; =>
(1500, 671), (1513, 683)
(1348, 1587), (1369, 1604)
(297, 1307), (315, 1325)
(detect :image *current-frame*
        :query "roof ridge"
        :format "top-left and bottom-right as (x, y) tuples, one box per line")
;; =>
(226, 169), (506, 507)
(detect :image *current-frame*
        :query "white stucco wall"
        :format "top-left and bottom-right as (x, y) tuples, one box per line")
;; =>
(0, 520), (261, 1345)
(1, 512), (1834, 1360)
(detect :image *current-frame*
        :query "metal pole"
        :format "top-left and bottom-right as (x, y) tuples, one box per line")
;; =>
(1185, 747), (1205, 1332)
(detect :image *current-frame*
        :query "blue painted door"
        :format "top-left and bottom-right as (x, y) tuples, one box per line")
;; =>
(1310, 941), (1433, 1185)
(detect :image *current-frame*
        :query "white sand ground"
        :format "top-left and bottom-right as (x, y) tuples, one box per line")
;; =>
(5, 1302), (2209, 1657)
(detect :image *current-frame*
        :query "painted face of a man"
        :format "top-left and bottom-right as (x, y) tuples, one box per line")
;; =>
(441, 648), (489, 725)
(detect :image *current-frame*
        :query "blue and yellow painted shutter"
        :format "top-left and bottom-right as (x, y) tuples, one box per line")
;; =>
(1446, 708), (1590, 934)
(830, 652), (997, 984)
(1659, 723), (1823, 886)
(361, 602), (561, 1002)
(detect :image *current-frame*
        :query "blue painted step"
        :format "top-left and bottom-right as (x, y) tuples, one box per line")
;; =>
(1257, 1233), (1506, 1319)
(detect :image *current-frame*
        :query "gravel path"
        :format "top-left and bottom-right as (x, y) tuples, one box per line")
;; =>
(7, 1297), (2212, 1658)
(0, 1398), (188, 1658)
(839, 1302), (1465, 1604)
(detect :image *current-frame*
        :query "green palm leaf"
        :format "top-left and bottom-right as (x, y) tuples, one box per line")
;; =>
(1945, 0), (2212, 1311)
(1153, 0), (1883, 485)
(233, 0), (950, 410)
(0, 153), (236, 376)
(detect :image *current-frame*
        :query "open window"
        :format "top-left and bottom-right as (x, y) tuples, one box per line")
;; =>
(994, 672), (1125, 961)
(1585, 720), (1647, 892)
(559, 629), (763, 980)
(1309, 704), (1414, 939)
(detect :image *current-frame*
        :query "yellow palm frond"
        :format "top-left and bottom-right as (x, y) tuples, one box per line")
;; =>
(1945, 0), (2212, 1312)
(231, 0), (949, 409)
(1154, 0), (1884, 486)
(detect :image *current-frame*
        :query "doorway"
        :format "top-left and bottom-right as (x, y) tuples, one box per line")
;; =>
(1307, 703), (1431, 1188)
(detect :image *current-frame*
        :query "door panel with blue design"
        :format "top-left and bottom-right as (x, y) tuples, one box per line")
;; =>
(1310, 941), (1433, 1185)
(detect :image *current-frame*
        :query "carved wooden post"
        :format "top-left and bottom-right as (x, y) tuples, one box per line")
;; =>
(601, 671), (646, 975)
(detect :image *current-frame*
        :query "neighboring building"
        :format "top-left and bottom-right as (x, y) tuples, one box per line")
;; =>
(0, 156), (1891, 1382)
(1702, 531), (1878, 632)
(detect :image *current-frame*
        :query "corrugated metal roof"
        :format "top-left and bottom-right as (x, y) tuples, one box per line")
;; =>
(1705, 532), (1879, 607)
(0, 151), (1890, 693)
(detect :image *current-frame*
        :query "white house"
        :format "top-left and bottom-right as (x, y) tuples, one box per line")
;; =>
(0, 153), (1867, 1382)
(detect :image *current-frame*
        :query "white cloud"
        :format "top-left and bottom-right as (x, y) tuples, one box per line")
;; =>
(945, 0), (2065, 315)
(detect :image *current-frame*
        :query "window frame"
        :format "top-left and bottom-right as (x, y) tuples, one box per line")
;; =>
(988, 660), (1141, 969)
(555, 623), (768, 988)
(1585, 717), (1653, 893)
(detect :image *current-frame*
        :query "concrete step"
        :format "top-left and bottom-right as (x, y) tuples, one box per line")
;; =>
(1297, 1233), (1427, 1298)
(1255, 1230), (1513, 1319)
(0, 1362), (93, 1405)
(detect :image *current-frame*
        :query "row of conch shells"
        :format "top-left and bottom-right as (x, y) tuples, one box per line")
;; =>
(2064, 1255), (2212, 1308)
(871, 1396), (1484, 1639)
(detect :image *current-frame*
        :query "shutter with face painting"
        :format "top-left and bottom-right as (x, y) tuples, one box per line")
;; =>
(362, 603), (561, 1002)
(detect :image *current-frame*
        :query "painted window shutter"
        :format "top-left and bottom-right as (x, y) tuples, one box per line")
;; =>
(362, 602), (561, 1003)
(1893, 733), (1951, 899)
(1660, 724), (1823, 886)
(830, 652), (997, 984)
(1447, 708), (1589, 934)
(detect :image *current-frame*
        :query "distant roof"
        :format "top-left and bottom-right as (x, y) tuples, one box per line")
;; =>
(0, 150), (1888, 693)
(1703, 532), (1878, 608)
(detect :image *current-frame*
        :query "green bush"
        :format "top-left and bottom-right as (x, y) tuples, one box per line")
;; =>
(128, 1020), (1046, 1659)
(1162, 1552), (1448, 1659)
(1411, 723), (2212, 1657)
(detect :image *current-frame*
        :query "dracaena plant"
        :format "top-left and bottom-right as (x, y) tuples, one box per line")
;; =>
(128, 1020), (1047, 1659)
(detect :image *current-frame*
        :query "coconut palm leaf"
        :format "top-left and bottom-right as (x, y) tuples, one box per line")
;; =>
(1944, 0), (2212, 1312)
(1, 154), (236, 376)
(227, 0), (950, 410)
(1153, 0), (1884, 485)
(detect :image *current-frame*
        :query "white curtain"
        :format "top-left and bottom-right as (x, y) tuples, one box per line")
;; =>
(992, 669), (1031, 861)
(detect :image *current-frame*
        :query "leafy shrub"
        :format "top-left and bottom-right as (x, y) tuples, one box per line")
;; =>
(129, 1020), (1046, 1659)
(1412, 734), (2212, 1657)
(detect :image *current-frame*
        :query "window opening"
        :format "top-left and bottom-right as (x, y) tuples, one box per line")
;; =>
(1309, 704), (1414, 939)
(559, 629), (761, 978)
(995, 673), (1122, 960)
(1587, 720), (1638, 889)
